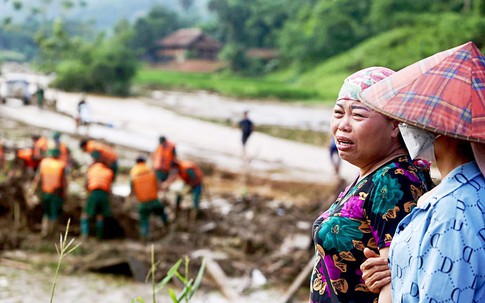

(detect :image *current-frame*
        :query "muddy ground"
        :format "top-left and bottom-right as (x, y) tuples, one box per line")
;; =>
(0, 113), (343, 302)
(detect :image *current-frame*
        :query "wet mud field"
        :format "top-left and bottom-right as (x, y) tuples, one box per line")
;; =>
(0, 114), (342, 302)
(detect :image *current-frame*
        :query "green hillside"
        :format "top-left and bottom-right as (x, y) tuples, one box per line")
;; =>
(287, 12), (485, 103)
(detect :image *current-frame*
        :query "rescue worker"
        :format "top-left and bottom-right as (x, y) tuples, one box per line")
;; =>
(50, 131), (71, 168)
(9, 135), (44, 178)
(31, 148), (68, 238)
(81, 150), (114, 239)
(162, 160), (204, 219)
(151, 136), (177, 182)
(129, 156), (169, 241)
(12, 147), (37, 178)
(32, 134), (48, 168)
(80, 138), (118, 179)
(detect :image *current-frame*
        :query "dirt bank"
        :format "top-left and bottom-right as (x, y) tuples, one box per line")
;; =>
(0, 115), (343, 302)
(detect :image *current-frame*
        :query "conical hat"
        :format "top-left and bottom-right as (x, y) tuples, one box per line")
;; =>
(360, 41), (485, 143)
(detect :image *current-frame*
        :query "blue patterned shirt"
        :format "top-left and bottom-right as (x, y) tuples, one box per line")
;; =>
(390, 161), (485, 303)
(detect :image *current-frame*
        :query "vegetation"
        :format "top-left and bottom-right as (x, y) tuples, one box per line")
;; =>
(135, 68), (319, 101)
(50, 219), (81, 303)
(131, 249), (206, 303)
(2, 0), (485, 101)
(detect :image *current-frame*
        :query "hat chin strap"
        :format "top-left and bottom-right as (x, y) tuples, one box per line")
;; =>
(472, 142), (485, 177)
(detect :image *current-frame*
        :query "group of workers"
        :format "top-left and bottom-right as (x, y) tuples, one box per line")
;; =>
(4, 132), (204, 241)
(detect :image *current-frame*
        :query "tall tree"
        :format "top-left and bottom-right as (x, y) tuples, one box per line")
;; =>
(129, 5), (181, 62)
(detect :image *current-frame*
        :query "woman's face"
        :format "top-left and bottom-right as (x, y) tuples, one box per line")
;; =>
(330, 99), (398, 169)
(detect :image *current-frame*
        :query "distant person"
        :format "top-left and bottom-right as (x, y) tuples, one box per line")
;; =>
(80, 138), (118, 179)
(31, 148), (68, 238)
(35, 85), (45, 109)
(161, 160), (204, 219)
(129, 156), (169, 241)
(76, 94), (91, 132)
(238, 111), (254, 155)
(329, 136), (341, 177)
(151, 136), (177, 182)
(81, 151), (114, 239)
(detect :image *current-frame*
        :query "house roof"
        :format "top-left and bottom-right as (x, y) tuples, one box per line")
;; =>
(158, 28), (222, 50)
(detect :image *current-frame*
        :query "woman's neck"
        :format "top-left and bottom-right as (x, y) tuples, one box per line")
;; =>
(358, 147), (408, 182)
(435, 138), (474, 179)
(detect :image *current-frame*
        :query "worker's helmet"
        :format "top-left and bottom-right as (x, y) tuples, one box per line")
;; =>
(52, 131), (61, 140)
(47, 148), (60, 158)
(159, 136), (166, 144)
(136, 155), (146, 163)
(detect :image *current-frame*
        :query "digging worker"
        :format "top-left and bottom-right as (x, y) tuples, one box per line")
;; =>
(32, 134), (48, 169)
(162, 159), (204, 218)
(31, 148), (68, 238)
(10, 135), (46, 179)
(81, 150), (114, 239)
(129, 156), (169, 241)
(80, 138), (118, 179)
(151, 135), (177, 183)
(50, 131), (71, 169)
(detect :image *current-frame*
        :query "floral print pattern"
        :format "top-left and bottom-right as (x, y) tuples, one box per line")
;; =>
(310, 156), (428, 303)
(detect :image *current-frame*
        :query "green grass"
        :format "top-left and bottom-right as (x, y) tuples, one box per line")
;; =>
(134, 68), (320, 102)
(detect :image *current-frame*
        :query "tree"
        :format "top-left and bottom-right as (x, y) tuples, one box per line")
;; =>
(129, 6), (182, 62)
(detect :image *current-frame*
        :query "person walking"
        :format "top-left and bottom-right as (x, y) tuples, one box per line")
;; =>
(81, 151), (114, 239)
(151, 136), (177, 183)
(162, 160), (204, 219)
(309, 67), (431, 303)
(238, 110), (254, 157)
(31, 148), (68, 238)
(129, 156), (170, 241)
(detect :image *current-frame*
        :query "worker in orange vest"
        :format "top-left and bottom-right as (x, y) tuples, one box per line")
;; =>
(49, 131), (71, 168)
(80, 138), (118, 179)
(151, 136), (177, 182)
(129, 156), (169, 241)
(9, 136), (43, 179)
(32, 134), (48, 167)
(81, 150), (114, 239)
(162, 160), (204, 219)
(31, 148), (68, 238)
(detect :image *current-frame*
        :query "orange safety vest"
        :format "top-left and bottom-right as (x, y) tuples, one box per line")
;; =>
(87, 162), (113, 192)
(57, 142), (70, 164)
(17, 148), (38, 169)
(86, 140), (118, 165)
(178, 160), (203, 187)
(152, 141), (175, 171)
(39, 157), (66, 194)
(33, 137), (48, 160)
(130, 163), (158, 203)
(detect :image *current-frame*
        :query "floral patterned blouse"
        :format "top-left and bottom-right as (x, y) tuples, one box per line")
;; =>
(310, 156), (429, 303)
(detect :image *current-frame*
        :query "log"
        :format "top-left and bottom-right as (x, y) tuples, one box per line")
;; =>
(205, 257), (240, 302)
(279, 259), (314, 303)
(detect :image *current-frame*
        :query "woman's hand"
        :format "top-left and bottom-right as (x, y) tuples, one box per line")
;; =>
(360, 247), (391, 293)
